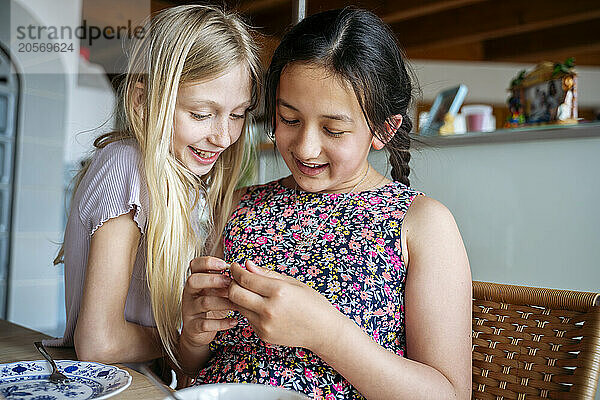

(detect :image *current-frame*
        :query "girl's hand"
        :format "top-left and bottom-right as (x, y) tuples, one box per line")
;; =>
(180, 256), (238, 349)
(228, 260), (339, 351)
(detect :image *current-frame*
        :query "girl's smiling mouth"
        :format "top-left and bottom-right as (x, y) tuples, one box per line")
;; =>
(295, 157), (329, 176)
(188, 146), (220, 164)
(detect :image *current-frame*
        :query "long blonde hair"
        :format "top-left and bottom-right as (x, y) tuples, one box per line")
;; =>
(55, 5), (261, 364)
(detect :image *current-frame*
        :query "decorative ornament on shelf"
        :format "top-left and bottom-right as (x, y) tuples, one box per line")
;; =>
(505, 58), (577, 128)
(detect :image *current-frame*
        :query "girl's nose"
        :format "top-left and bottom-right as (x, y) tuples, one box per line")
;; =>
(208, 119), (232, 149)
(292, 125), (321, 160)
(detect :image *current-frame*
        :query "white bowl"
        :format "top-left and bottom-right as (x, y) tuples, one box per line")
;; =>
(167, 383), (310, 400)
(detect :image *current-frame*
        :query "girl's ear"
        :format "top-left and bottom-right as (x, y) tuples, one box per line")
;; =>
(132, 82), (145, 117)
(372, 114), (403, 150)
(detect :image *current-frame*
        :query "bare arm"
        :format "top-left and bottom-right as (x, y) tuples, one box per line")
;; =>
(74, 210), (162, 363)
(313, 195), (472, 399)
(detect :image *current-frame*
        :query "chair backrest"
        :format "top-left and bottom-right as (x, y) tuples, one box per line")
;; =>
(472, 280), (600, 399)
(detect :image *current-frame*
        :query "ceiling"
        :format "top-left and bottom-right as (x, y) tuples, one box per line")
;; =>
(148, 0), (600, 67)
(81, 0), (600, 92)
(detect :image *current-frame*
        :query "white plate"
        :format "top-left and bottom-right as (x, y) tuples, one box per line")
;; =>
(170, 383), (310, 400)
(0, 360), (131, 400)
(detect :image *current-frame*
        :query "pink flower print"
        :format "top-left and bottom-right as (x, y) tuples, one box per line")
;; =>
(323, 232), (334, 241)
(319, 213), (328, 220)
(369, 196), (381, 205)
(281, 368), (293, 379)
(289, 266), (298, 275)
(256, 236), (268, 245)
(332, 382), (343, 392)
(296, 348), (306, 358)
(352, 283), (360, 291)
(341, 273), (351, 281)
(307, 266), (319, 277)
(270, 377), (278, 386)
(390, 255), (401, 266)
(382, 271), (391, 281)
(360, 228), (374, 240)
(385, 302), (395, 315)
(373, 329), (380, 341)
(360, 291), (369, 300)
(244, 227), (252, 233)
(291, 224), (301, 231)
(326, 394), (335, 400)
(242, 325), (253, 338)
(384, 284), (392, 296)
(392, 210), (404, 219)
(364, 277), (374, 286)
(235, 360), (247, 372)
(348, 240), (360, 251)
(346, 254), (354, 262)
(395, 239), (402, 252)
(301, 253), (310, 260)
(266, 228), (275, 235)
(282, 207), (294, 217)
(304, 368), (315, 380)
(376, 237), (385, 246)
(276, 264), (286, 272)
(330, 217), (339, 225)
(368, 250), (377, 258)
(259, 369), (267, 377)
(273, 234), (283, 242)
(292, 232), (300, 240)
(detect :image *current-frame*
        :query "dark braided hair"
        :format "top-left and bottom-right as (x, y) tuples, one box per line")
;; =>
(264, 7), (415, 186)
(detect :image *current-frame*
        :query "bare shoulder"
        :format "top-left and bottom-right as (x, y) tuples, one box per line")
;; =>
(403, 195), (459, 242)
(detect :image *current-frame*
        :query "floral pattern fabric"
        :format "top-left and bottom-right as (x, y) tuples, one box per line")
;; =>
(195, 180), (422, 399)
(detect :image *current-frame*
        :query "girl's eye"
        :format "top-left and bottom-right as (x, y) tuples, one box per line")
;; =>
(279, 115), (299, 126)
(230, 113), (246, 120)
(324, 127), (346, 136)
(190, 112), (210, 121)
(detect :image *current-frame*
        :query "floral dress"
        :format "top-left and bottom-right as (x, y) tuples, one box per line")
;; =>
(195, 180), (422, 399)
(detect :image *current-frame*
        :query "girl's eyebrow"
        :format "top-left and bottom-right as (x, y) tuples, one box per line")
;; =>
(277, 98), (354, 123)
(188, 99), (251, 110)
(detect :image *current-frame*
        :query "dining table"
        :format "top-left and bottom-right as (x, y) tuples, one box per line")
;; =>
(0, 319), (166, 399)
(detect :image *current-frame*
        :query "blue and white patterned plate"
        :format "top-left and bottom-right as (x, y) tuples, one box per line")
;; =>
(0, 360), (131, 400)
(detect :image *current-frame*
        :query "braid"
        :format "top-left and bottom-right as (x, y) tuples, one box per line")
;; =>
(388, 115), (412, 186)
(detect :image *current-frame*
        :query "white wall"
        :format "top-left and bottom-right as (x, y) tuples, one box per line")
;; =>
(4, 0), (115, 337)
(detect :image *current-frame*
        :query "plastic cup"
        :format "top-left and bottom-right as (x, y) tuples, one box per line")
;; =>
(462, 105), (493, 132)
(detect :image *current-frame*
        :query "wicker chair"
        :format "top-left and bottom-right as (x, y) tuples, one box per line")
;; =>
(472, 280), (600, 399)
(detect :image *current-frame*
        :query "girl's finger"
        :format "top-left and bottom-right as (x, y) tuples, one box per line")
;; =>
(245, 260), (284, 280)
(191, 295), (236, 313)
(189, 256), (229, 274)
(230, 262), (279, 297)
(227, 280), (267, 313)
(202, 287), (230, 298)
(191, 317), (238, 333)
(185, 273), (232, 296)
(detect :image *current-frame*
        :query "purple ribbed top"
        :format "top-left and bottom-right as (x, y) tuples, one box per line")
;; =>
(44, 139), (153, 347)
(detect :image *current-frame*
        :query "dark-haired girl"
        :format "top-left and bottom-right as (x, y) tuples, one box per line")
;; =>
(178, 8), (472, 399)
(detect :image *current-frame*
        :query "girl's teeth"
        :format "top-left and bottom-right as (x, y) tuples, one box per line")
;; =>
(301, 161), (324, 168)
(191, 147), (215, 159)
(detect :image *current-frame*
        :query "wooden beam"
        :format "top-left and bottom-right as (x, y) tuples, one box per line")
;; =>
(382, 0), (487, 24)
(483, 18), (600, 62)
(238, 0), (289, 14)
(392, 0), (600, 52)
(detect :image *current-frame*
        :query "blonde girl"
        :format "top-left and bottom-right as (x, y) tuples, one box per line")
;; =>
(45, 4), (261, 367)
